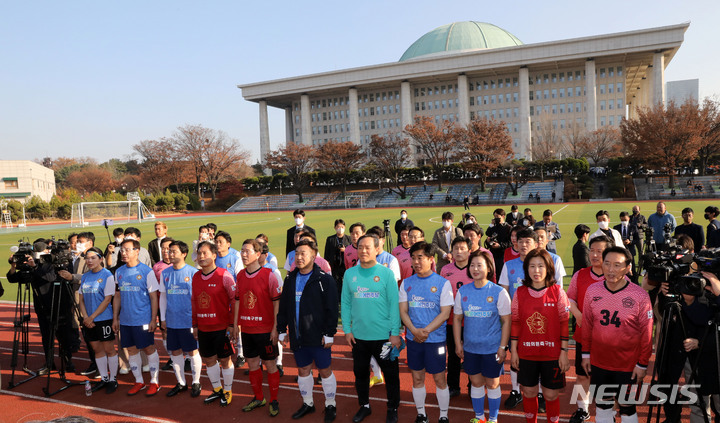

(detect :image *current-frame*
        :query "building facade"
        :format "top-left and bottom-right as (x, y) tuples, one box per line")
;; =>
(239, 22), (688, 166)
(0, 160), (56, 202)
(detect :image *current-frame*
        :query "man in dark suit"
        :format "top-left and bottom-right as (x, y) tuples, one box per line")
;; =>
(147, 221), (167, 265)
(286, 209), (315, 256)
(674, 207), (704, 252)
(431, 211), (463, 270)
(324, 218), (351, 292)
(394, 210), (413, 246)
(614, 211), (639, 280)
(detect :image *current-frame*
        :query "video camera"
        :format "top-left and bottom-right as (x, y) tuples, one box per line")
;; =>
(9, 241), (33, 272)
(644, 246), (720, 298)
(48, 238), (72, 272)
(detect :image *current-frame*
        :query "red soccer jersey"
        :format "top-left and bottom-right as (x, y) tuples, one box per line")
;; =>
(344, 244), (358, 270)
(191, 267), (236, 332)
(235, 266), (281, 334)
(582, 281), (653, 372)
(567, 267), (604, 342)
(504, 247), (520, 263)
(511, 284), (570, 361)
(392, 245), (413, 282)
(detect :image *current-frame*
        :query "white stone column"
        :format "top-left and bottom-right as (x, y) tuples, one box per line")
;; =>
(518, 67), (531, 160)
(585, 59), (598, 131)
(259, 100), (271, 175)
(300, 94), (311, 145)
(457, 74), (470, 126)
(400, 81), (412, 130)
(285, 107), (293, 144)
(348, 88), (361, 145)
(652, 52), (665, 106)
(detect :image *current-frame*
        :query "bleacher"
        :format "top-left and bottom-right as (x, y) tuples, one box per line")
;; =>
(519, 182), (556, 202)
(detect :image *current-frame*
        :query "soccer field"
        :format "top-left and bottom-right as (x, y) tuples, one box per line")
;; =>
(0, 198), (714, 301)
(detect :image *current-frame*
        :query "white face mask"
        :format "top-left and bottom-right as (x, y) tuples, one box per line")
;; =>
(295, 217), (303, 226)
(76, 242), (86, 252)
(401, 214), (407, 220)
(512, 212), (519, 217)
(443, 220), (452, 229)
(125, 235), (136, 241)
(115, 237), (123, 244)
(598, 221), (609, 230)
(621, 221), (629, 227)
(336, 227), (345, 235)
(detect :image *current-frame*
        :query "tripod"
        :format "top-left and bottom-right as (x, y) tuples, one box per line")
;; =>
(384, 223), (394, 252)
(637, 230), (657, 277)
(681, 311), (720, 423)
(7, 277), (39, 389)
(42, 278), (85, 397)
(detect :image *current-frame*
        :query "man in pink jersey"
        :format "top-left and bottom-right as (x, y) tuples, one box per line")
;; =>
(581, 246), (652, 423)
(344, 223), (365, 270)
(391, 224), (413, 282)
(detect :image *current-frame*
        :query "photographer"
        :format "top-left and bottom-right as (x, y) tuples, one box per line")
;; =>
(485, 208), (512, 275)
(6, 240), (80, 374)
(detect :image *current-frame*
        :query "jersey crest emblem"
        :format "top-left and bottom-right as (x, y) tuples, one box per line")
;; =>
(97, 278), (103, 283)
(198, 291), (211, 309)
(373, 276), (380, 282)
(136, 275), (142, 280)
(184, 276), (190, 282)
(486, 296), (494, 303)
(226, 263), (231, 269)
(526, 311), (547, 334)
(244, 291), (258, 309)
(622, 297), (635, 308)
(431, 286), (437, 293)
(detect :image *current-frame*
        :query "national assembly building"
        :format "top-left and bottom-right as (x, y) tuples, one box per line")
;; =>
(238, 21), (689, 162)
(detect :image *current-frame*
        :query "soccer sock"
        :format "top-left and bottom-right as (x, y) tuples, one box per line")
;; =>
(148, 351), (160, 384)
(321, 373), (337, 407)
(235, 331), (243, 357)
(108, 354), (118, 381)
(298, 375), (314, 406)
(620, 413), (639, 423)
(171, 353), (185, 385)
(545, 397), (560, 423)
(221, 363), (234, 393)
(370, 356), (382, 379)
(470, 385), (486, 419)
(522, 395), (538, 423)
(436, 386), (450, 418)
(487, 386), (502, 421)
(596, 407), (617, 423)
(95, 355), (108, 381)
(577, 388), (589, 412)
(129, 353), (143, 384)
(511, 369), (520, 392)
(207, 363), (222, 390)
(249, 368), (264, 400)
(268, 369), (280, 402)
(190, 354), (202, 384)
(538, 384), (543, 395)
(276, 342), (283, 366)
(412, 386), (427, 416)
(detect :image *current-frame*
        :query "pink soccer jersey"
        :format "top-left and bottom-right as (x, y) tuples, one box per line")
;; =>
(392, 245), (413, 282)
(343, 244), (358, 270)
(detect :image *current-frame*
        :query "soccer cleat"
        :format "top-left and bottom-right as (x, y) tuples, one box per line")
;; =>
(470, 418), (486, 423)
(438, 418), (449, 423)
(504, 390), (522, 409)
(569, 408), (590, 423)
(166, 383), (188, 397)
(105, 381), (118, 394)
(243, 397), (267, 412)
(369, 375), (384, 388)
(537, 393), (546, 413)
(292, 403), (315, 419)
(415, 415), (428, 423)
(90, 380), (107, 393)
(161, 359), (173, 371)
(277, 365), (284, 377)
(204, 387), (224, 404)
(235, 355), (246, 368)
(127, 382), (146, 396)
(220, 390), (232, 407)
(190, 383), (202, 397)
(146, 383), (160, 396)
(324, 405), (337, 423)
(269, 400), (280, 417)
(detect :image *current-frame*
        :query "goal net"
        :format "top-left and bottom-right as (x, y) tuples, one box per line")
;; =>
(343, 194), (366, 209)
(70, 197), (155, 228)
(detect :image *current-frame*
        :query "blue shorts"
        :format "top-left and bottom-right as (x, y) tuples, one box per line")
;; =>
(293, 346), (332, 369)
(120, 325), (155, 350)
(463, 351), (504, 378)
(406, 340), (446, 374)
(167, 328), (198, 353)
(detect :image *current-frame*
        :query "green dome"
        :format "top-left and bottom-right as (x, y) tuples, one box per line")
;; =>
(399, 21), (523, 61)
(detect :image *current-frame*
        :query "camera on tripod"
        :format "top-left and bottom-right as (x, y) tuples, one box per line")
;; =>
(9, 241), (33, 273)
(644, 245), (720, 298)
(48, 238), (72, 272)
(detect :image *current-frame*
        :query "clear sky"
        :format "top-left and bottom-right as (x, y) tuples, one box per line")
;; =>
(1, 0), (717, 165)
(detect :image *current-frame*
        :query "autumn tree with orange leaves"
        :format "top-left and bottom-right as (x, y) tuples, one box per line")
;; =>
(453, 118), (513, 192)
(315, 140), (366, 198)
(404, 116), (456, 191)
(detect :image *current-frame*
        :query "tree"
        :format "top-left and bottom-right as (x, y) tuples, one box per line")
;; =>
(265, 142), (317, 203)
(454, 118), (513, 192)
(171, 124), (215, 199)
(697, 98), (720, 175)
(315, 140), (366, 198)
(199, 131), (250, 201)
(561, 123), (590, 160)
(132, 139), (176, 194)
(65, 165), (118, 195)
(369, 133), (414, 199)
(582, 127), (622, 166)
(404, 116), (455, 190)
(532, 116), (562, 182)
(621, 100), (705, 188)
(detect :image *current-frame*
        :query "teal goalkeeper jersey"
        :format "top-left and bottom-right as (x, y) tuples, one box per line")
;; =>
(342, 263), (401, 341)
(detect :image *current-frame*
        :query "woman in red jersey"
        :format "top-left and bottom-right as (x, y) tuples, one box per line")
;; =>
(510, 249), (570, 423)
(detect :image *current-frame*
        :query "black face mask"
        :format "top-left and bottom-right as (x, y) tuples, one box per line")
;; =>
(705, 213), (711, 220)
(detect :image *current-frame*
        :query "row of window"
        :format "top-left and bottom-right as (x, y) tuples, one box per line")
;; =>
(471, 92), (519, 106)
(414, 99), (460, 111)
(469, 77), (519, 91)
(413, 85), (459, 97)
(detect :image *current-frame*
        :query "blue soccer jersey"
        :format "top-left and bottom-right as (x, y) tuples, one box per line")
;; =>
(80, 268), (115, 322)
(399, 272), (454, 343)
(116, 262), (159, 326)
(160, 264), (198, 329)
(215, 247), (243, 279)
(376, 251), (401, 282)
(454, 281), (511, 354)
(498, 257), (525, 298)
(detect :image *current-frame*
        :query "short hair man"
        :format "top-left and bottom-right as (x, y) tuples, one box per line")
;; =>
(214, 231), (244, 278)
(506, 205), (521, 227)
(394, 210), (414, 247)
(533, 210), (561, 254)
(572, 224), (591, 275)
(148, 221), (168, 265)
(485, 208), (512, 276)
(344, 223), (366, 270)
(278, 239), (339, 422)
(108, 228), (152, 271)
(431, 212), (464, 271)
(286, 209), (316, 256)
(324, 219), (351, 291)
(391, 223), (414, 282)
(590, 210), (624, 249)
(674, 207), (704, 253)
(535, 227), (567, 289)
(366, 226), (401, 284)
(647, 202), (677, 251)
(399, 241), (453, 423)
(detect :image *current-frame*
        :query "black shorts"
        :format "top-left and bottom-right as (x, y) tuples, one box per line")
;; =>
(518, 358), (566, 390)
(590, 365), (635, 411)
(85, 319), (115, 342)
(241, 332), (278, 361)
(198, 329), (234, 359)
(575, 342), (588, 377)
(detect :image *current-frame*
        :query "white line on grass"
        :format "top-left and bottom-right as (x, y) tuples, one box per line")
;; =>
(553, 205), (569, 215)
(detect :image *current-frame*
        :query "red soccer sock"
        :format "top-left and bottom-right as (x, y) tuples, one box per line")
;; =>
(545, 397), (560, 423)
(268, 370), (280, 402)
(522, 395), (538, 423)
(249, 368), (264, 400)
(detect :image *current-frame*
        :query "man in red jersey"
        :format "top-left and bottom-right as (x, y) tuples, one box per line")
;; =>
(233, 239), (282, 417)
(192, 241), (237, 407)
(566, 235), (611, 423)
(581, 246), (653, 423)
(391, 224), (413, 282)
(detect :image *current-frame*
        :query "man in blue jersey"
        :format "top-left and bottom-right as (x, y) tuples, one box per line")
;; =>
(159, 240), (202, 398)
(111, 238), (161, 396)
(497, 227), (538, 410)
(366, 226), (401, 284)
(399, 241), (454, 423)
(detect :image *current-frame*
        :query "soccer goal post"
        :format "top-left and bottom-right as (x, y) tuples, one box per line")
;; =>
(343, 194), (366, 209)
(70, 200), (155, 228)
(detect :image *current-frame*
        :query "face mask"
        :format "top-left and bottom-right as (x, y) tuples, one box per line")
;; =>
(115, 237), (123, 244)
(705, 213), (711, 220)
(76, 242), (86, 252)
(598, 221), (609, 230)
(295, 217), (303, 226)
(401, 214), (407, 219)
(336, 228), (345, 235)
(512, 212), (519, 218)
(125, 235), (136, 241)
(200, 232), (209, 241)
(621, 221), (629, 227)
(443, 221), (452, 229)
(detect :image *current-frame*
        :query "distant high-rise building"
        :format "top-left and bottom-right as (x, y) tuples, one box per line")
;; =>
(666, 79), (699, 104)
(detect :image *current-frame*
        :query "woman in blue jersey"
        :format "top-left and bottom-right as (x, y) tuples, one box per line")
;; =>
(78, 247), (119, 394)
(453, 250), (511, 423)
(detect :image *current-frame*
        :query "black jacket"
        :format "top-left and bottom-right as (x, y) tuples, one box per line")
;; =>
(324, 234), (351, 278)
(277, 263), (338, 350)
(286, 225), (315, 256)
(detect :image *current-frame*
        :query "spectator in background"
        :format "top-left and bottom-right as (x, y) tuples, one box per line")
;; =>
(647, 202), (677, 251)
(191, 225), (212, 264)
(506, 205), (521, 227)
(432, 212), (464, 271)
(325, 219), (351, 292)
(629, 205), (647, 255)
(590, 210), (624, 250)
(615, 212), (639, 280)
(286, 209), (315, 257)
(519, 208), (535, 228)
(391, 224), (414, 282)
(485, 208), (512, 276)
(394, 210), (414, 247)
(148, 221), (168, 265)
(571, 224), (591, 275)
(675, 207), (704, 252)
(704, 206), (720, 248)
(533, 210), (561, 254)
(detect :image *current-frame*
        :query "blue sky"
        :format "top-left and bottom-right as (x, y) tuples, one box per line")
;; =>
(1, 0), (717, 164)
